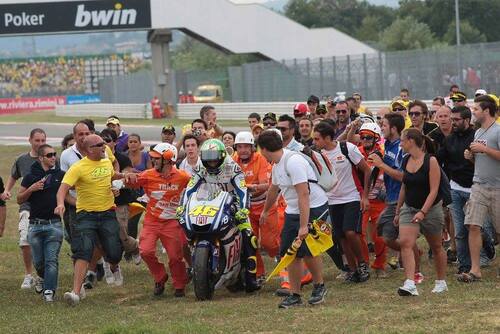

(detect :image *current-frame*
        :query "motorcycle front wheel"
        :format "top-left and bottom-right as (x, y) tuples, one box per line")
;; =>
(193, 245), (215, 300)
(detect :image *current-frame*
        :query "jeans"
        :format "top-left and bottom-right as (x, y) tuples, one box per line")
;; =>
(450, 189), (471, 272)
(27, 221), (63, 292)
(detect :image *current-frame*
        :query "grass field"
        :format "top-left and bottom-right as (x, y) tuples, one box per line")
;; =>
(0, 145), (499, 334)
(0, 110), (247, 127)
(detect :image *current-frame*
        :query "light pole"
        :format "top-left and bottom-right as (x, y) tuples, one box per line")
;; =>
(455, 0), (462, 87)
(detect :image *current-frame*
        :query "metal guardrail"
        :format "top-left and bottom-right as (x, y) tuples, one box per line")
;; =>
(56, 103), (151, 119)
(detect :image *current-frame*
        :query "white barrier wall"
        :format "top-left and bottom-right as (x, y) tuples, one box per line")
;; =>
(56, 100), (454, 120)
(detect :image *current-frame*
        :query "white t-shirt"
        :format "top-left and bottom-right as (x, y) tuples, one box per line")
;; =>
(323, 142), (363, 205)
(271, 149), (328, 214)
(178, 157), (202, 176)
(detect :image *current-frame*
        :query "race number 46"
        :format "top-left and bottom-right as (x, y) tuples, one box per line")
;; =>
(189, 205), (219, 217)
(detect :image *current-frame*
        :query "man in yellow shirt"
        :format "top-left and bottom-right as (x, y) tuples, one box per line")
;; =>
(55, 134), (136, 306)
(391, 100), (412, 129)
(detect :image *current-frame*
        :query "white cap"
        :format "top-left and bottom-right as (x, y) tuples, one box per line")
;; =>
(475, 89), (487, 96)
(234, 131), (254, 145)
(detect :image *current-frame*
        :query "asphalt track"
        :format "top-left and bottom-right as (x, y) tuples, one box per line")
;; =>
(0, 122), (248, 146)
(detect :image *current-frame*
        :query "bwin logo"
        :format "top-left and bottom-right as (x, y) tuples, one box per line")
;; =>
(75, 3), (137, 27)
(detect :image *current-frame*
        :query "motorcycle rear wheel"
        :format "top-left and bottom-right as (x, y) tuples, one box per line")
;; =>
(193, 246), (215, 300)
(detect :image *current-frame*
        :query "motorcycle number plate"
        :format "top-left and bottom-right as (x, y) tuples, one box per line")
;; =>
(189, 205), (219, 217)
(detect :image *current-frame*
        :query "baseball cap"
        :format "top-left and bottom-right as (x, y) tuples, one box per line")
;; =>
(262, 112), (277, 122)
(474, 89), (487, 97)
(106, 117), (120, 125)
(293, 103), (309, 117)
(307, 95), (320, 105)
(391, 100), (409, 111)
(161, 124), (176, 134)
(451, 91), (467, 101)
(251, 123), (264, 134)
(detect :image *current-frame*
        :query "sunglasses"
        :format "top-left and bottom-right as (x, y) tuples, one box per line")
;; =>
(393, 108), (405, 112)
(376, 116), (382, 120)
(336, 110), (348, 114)
(90, 142), (106, 148)
(44, 152), (57, 158)
(451, 117), (464, 122)
(360, 135), (374, 141)
(263, 122), (276, 126)
(276, 126), (289, 132)
(409, 112), (423, 117)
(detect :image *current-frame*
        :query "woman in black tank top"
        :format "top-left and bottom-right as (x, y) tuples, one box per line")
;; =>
(394, 128), (447, 296)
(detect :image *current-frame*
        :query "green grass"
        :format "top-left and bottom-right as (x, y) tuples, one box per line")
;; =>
(0, 110), (247, 127)
(0, 146), (499, 334)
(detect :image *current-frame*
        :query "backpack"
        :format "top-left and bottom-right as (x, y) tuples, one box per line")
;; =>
(402, 154), (452, 207)
(339, 141), (364, 195)
(283, 146), (338, 192)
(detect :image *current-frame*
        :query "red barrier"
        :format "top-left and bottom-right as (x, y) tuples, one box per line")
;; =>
(0, 96), (66, 114)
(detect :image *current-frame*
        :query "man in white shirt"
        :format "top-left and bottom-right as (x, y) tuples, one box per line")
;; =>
(258, 130), (328, 309)
(178, 134), (201, 176)
(277, 115), (304, 152)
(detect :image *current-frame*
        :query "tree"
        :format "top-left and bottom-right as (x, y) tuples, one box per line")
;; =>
(444, 20), (487, 45)
(380, 17), (437, 51)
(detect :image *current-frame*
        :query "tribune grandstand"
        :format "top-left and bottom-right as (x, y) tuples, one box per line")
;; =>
(0, 54), (148, 98)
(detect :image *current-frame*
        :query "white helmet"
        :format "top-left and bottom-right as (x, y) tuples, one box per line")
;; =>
(234, 131), (254, 145)
(359, 122), (382, 140)
(149, 143), (178, 162)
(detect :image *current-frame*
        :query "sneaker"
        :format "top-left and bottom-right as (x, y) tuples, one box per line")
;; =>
(174, 289), (185, 297)
(278, 294), (303, 309)
(79, 285), (86, 300)
(275, 287), (291, 297)
(308, 283), (327, 305)
(103, 261), (115, 285)
(398, 279), (419, 296)
(257, 275), (266, 285)
(153, 275), (168, 296)
(21, 274), (34, 289)
(431, 280), (448, 293)
(344, 271), (359, 283)
(375, 269), (388, 278)
(387, 256), (399, 270)
(483, 241), (496, 261)
(336, 270), (349, 280)
(414, 272), (424, 284)
(64, 291), (80, 306)
(132, 252), (142, 266)
(34, 277), (44, 294)
(112, 266), (123, 286)
(96, 262), (105, 281)
(83, 271), (96, 289)
(43, 290), (54, 303)
(357, 262), (370, 282)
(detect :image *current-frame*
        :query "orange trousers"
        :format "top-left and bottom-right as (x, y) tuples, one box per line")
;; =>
(360, 200), (387, 270)
(249, 202), (280, 277)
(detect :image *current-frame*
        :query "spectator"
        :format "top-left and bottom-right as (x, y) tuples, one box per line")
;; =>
(222, 131), (236, 150)
(248, 112), (261, 130)
(376, 107), (390, 129)
(258, 130), (328, 308)
(191, 119), (209, 145)
(252, 123), (264, 142)
(307, 95), (320, 115)
(178, 134), (201, 176)
(298, 118), (314, 147)
(17, 144), (64, 302)
(277, 115), (304, 152)
(400, 88), (410, 102)
(429, 106), (453, 151)
(106, 116), (129, 152)
(390, 100), (411, 129)
(450, 92), (468, 108)
(61, 134), (75, 150)
(408, 100), (439, 135)
(352, 92), (368, 114)
(200, 105), (223, 139)
(474, 89), (487, 98)
(0, 177), (5, 237)
(313, 104), (328, 120)
(55, 134), (134, 306)
(395, 129), (447, 296)
(333, 101), (351, 139)
(262, 112), (277, 129)
(431, 96), (446, 121)
(439, 106), (475, 274)
(313, 121), (372, 283)
(460, 95), (500, 283)
(2, 128), (46, 289)
(161, 125), (177, 145)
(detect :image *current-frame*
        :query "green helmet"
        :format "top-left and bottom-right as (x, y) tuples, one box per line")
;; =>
(200, 139), (227, 174)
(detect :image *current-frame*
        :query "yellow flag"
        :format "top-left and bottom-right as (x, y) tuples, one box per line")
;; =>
(266, 239), (302, 282)
(305, 219), (333, 257)
(128, 202), (146, 219)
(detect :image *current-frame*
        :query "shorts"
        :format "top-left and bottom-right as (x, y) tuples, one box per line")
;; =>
(377, 203), (399, 241)
(280, 203), (329, 258)
(329, 201), (361, 239)
(71, 210), (123, 264)
(399, 201), (444, 236)
(0, 198), (5, 207)
(464, 183), (500, 232)
(18, 210), (30, 247)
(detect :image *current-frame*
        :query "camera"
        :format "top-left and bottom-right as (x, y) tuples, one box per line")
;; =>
(193, 129), (202, 137)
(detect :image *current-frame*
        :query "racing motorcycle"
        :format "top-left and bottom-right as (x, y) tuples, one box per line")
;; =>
(179, 183), (243, 300)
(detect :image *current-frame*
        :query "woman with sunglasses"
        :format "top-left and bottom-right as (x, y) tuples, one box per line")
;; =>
(17, 144), (65, 302)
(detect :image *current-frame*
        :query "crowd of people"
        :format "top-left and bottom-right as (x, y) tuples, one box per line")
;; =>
(0, 54), (146, 97)
(0, 86), (498, 308)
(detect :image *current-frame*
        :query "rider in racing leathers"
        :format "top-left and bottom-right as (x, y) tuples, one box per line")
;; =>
(179, 139), (260, 292)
